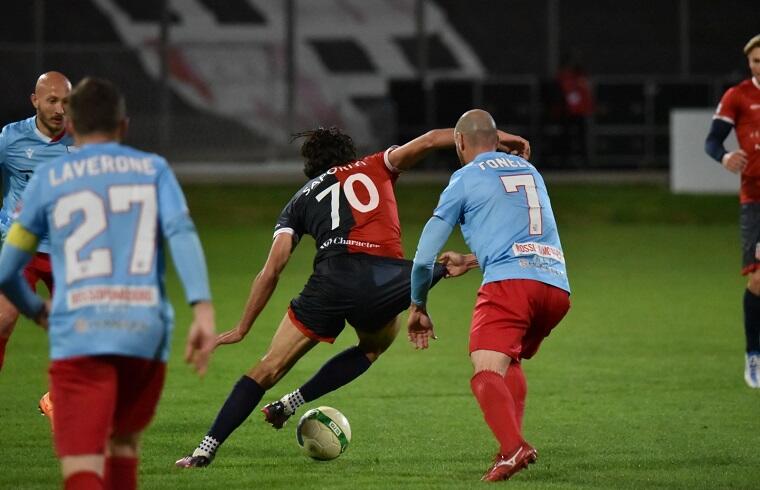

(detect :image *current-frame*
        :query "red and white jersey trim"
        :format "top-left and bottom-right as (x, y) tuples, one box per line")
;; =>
(383, 146), (401, 174)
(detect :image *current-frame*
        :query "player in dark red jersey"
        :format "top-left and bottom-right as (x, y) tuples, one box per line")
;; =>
(704, 34), (760, 388)
(176, 125), (530, 467)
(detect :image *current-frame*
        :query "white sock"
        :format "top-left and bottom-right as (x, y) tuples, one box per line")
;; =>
(193, 435), (219, 457)
(280, 389), (305, 416)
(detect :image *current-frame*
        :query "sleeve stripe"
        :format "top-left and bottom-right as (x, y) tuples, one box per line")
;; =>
(273, 227), (295, 238)
(712, 115), (735, 125)
(6, 222), (39, 253)
(383, 146), (401, 174)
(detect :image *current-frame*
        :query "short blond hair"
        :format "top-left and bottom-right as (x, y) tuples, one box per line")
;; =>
(744, 34), (760, 55)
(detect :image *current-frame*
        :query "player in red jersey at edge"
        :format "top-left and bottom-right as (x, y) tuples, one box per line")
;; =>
(176, 125), (531, 467)
(704, 34), (760, 387)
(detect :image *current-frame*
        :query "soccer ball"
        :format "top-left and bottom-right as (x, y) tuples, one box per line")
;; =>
(296, 406), (351, 460)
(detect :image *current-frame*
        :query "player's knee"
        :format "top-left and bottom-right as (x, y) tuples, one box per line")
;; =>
(0, 303), (20, 337)
(248, 358), (287, 389)
(60, 455), (105, 479)
(358, 338), (393, 363)
(748, 272), (760, 296)
(109, 433), (140, 458)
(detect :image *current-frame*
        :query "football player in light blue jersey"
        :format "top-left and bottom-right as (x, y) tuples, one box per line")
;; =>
(408, 110), (571, 482)
(0, 72), (75, 376)
(0, 77), (216, 490)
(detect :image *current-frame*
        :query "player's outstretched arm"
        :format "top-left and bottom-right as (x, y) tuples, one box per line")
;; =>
(216, 232), (293, 347)
(408, 216), (454, 349)
(387, 128), (455, 171)
(496, 130), (531, 160)
(438, 251), (479, 278)
(184, 301), (216, 376)
(388, 128), (531, 171)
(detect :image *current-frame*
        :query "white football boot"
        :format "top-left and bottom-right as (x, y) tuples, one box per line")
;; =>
(744, 352), (760, 388)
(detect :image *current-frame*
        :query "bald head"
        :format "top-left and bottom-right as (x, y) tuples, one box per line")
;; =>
(454, 109), (499, 164)
(35, 71), (71, 95)
(31, 71), (71, 138)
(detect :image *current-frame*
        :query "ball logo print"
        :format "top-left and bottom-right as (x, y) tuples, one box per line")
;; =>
(296, 407), (351, 460)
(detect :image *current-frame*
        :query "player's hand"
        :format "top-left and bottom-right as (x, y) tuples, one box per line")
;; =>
(497, 131), (531, 160)
(33, 300), (51, 330)
(407, 303), (437, 350)
(438, 251), (468, 278)
(722, 150), (748, 173)
(185, 301), (216, 377)
(215, 326), (247, 348)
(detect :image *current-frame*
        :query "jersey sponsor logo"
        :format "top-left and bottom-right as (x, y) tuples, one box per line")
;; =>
(67, 285), (159, 310)
(319, 236), (381, 250)
(751, 104), (760, 110)
(512, 241), (565, 263)
(74, 317), (150, 334)
(25, 148), (34, 159)
(518, 256), (566, 277)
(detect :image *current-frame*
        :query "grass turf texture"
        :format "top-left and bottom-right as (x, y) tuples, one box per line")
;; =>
(1, 183), (758, 489)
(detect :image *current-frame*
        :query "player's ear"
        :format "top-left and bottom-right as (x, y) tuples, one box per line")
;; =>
(30, 93), (38, 110)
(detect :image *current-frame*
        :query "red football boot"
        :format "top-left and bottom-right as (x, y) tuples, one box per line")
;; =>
(481, 443), (537, 482)
(38, 392), (54, 432)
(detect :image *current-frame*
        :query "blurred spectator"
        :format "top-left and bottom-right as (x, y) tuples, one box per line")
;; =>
(556, 53), (595, 167)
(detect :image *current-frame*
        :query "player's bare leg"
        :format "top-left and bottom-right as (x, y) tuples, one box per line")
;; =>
(470, 349), (536, 482)
(60, 454), (105, 489)
(0, 293), (20, 372)
(264, 315), (401, 428)
(743, 270), (760, 388)
(176, 313), (317, 468)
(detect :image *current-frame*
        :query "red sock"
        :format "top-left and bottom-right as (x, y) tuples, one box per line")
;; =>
(0, 336), (8, 371)
(504, 361), (527, 429)
(64, 471), (104, 490)
(470, 370), (522, 455)
(104, 456), (138, 490)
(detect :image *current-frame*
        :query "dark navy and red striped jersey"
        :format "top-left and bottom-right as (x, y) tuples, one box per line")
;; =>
(274, 148), (404, 263)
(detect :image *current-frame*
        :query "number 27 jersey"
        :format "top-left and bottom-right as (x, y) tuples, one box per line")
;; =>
(275, 148), (404, 263)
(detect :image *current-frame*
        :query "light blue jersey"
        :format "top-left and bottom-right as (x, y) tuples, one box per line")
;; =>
(0, 116), (76, 253)
(15, 142), (208, 361)
(433, 151), (570, 292)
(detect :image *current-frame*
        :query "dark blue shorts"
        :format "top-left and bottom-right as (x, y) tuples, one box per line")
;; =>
(740, 203), (760, 275)
(289, 254), (446, 342)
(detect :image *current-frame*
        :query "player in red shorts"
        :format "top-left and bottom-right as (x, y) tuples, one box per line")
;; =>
(0, 77), (216, 490)
(175, 125), (531, 468)
(704, 34), (760, 388)
(409, 109), (570, 481)
(0, 72), (75, 425)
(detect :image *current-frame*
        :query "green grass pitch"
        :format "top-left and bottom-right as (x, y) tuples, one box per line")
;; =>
(1, 183), (758, 489)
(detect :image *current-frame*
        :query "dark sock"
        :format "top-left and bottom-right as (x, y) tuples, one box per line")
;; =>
(300, 346), (372, 402)
(744, 289), (760, 352)
(207, 375), (265, 445)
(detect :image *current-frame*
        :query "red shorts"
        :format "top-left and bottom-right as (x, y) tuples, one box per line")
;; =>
(23, 252), (53, 294)
(49, 355), (166, 457)
(469, 279), (570, 360)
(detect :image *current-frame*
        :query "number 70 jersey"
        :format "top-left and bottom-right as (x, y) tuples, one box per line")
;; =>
(274, 148), (404, 263)
(15, 142), (192, 361)
(433, 151), (570, 293)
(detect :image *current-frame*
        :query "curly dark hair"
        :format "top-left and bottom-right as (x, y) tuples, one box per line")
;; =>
(292, 126), (357, 179)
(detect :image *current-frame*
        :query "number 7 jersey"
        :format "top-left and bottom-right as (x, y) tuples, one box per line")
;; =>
(433, 151), (570, 293)
(15, 142), (193, 361)
(275, 148), (404, 263)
